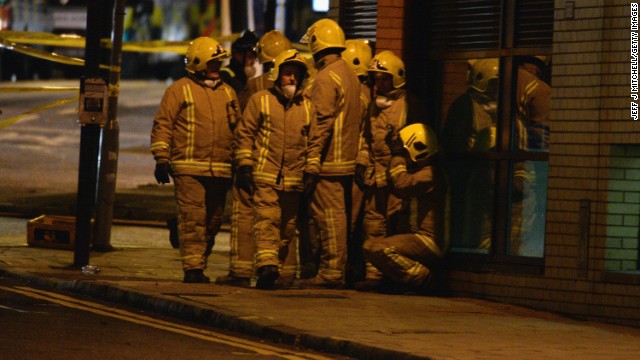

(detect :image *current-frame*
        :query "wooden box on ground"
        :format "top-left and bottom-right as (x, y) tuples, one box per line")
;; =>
(27, 215), (78, 250)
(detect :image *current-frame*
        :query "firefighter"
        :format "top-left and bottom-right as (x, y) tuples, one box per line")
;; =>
(215, 30), (293, 287)
(216, 30), (293, 286)
(441, 58), (499, 253)
(221, 29), (259, 94)
(234, 49), (315, 289)
(363, 123), (448, 293)
(151, 37), (240, 283)
(342, 39), (373, 285)
(237, 30), (292, 110)
(296, 19), (362, 288)
(354, 51), (429, 291)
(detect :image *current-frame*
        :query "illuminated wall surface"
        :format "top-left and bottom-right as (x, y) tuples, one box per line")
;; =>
(607, 145), (640, 272)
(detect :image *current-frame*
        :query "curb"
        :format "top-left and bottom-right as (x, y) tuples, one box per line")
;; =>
(0, 269), (430, 360)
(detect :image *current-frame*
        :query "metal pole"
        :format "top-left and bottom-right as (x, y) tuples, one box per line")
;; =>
(93, 0), (125, 252)
(74, 0), (107, 267)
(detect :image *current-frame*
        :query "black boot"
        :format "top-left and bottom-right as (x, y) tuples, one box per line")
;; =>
(256, 265), (279, 290)
(183, 269), (210, 283)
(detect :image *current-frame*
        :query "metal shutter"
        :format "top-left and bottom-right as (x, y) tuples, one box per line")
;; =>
(429, 0), (501, 51)
(341, 0), (377, 40)
(514, 0), (554, 47)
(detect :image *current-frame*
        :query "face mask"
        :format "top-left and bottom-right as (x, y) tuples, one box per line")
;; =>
(282, 84), (297, 99)
(375, 95), (393, 109)
(244, 66), (257, 78)
(203, 78), (220, 88)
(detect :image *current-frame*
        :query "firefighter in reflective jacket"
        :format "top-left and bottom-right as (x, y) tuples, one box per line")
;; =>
(341, 39), (373, 284)
(363, 123), (448, 293)
(150, 37), (240, 283)
(221, 29), (259, 94)
(238, 30), (292, 110)
(216, 30), (293, 287)
(297, 19), (362, 288)
(233, 50), (315, 289)
(354, 51), (429, 290)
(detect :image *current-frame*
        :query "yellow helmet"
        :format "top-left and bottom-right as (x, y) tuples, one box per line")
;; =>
(468, 58), (499, 93)
(185, 37), (229, 75)
(342, 39), (372, 77)
(256, 30), (292, 63)
(368, 50), (406, 89)
(300, 19), (346, 55)
(399, 123), (439, 162)
(268, 49), (308, 82)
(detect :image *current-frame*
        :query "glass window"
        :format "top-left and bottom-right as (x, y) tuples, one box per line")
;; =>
(508, 160), (548, 257)
(409, 0), (554, 270)
(440, 59), (499, 254)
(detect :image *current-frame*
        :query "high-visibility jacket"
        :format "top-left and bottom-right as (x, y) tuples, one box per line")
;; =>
(387, 154), (448, 258)
(150, 76), (240, 178)
(234, 86), (315, 191)
(515, 68), (551, 151)
(357, 89), (428, 187)
(304, 54), (362, 176)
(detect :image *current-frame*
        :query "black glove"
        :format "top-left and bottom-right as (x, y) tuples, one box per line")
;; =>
(154, 161), (172, 184)
(235, 165), (256, 196)
(302, 172), (320, 199)
(354, 164), (367, 190)
(385, 124), (405, 156)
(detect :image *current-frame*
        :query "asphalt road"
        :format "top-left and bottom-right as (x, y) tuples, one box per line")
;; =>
(0, 80), (181, 222)
(0, 277), (342, 360)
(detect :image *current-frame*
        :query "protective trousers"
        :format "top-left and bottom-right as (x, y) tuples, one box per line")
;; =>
(253, 184), (299, 282)
(362, 186), (409, 280)
(174, 175), (231, 271)
(309, 176), (352, 284)
(363, 233), (441, 286)
(229, 183), (255, 278)
(347, 180), (366, 284)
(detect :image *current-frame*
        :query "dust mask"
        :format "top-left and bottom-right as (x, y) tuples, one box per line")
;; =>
(375, 95), (393, 109)
(244, 66), (257, 78)
(282, 84), (297, 99)
(203, 78), (220, 88)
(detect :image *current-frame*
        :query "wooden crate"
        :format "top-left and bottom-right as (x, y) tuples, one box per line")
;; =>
(27, 215), (77, 250)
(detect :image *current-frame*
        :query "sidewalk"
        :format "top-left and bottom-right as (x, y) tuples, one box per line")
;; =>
(1, 217), (640, 359)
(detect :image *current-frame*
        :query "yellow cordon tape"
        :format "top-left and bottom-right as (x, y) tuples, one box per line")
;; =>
(0, 30), (241, 53)
(0, 96), (78, 130)
(0, 37), (85, 66)
(0, 86), (79, 93)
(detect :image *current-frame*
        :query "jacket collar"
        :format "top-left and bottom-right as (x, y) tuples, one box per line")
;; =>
(314, 53), (342, 71)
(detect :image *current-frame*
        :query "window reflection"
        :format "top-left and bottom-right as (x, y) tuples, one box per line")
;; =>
(442, 59), (498, 154)
(509, 161), (548, 257)
(441, 59), (499, 254)
(513, 57), (552, 153)
(508, 56), (552, 257)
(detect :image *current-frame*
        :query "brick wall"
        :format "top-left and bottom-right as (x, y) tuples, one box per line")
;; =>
(373, 0), (405, 55)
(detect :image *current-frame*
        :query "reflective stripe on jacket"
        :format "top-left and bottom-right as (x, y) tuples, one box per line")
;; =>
(357, 90), (428, 187)
(388, 155), (448, 257)
(151, 76), (239, 178)
(235, 87), (315, 191)
(304, 54), (362, 176)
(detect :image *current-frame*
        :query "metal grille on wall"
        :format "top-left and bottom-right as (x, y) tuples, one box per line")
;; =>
(429, 0), (501, 51)
(515, 0), (554, 47)
(340, 0), (377, 40)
